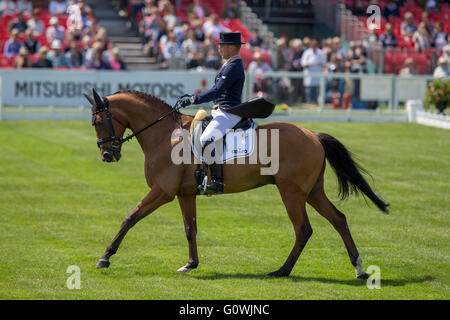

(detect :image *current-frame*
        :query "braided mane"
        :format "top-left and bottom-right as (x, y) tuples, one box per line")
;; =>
(113, 90), (178, 113)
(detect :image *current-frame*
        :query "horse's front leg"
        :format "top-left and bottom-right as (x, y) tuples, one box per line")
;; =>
(176, 195), (199, 273)
(96, 184), (174, 268)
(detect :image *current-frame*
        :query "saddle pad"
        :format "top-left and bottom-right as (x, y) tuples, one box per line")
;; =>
(191, 122), (256, 163)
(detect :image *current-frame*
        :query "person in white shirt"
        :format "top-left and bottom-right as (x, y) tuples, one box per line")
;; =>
(0, 0), (17, 15)
(49, 0), (68, 16)
(433, 57), (449, 78)
(27, 8), (45, 35)
(46, 16), (66, 43)
(16, 0), (32, 15)
(301, 38), (327, 104)
(202, 14), (230, 40)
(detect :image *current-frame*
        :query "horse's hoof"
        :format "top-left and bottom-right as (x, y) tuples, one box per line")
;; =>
(96, 259), (110, 269)
(177, 265), (193, 273)
(357, 272), (369, 280)
(267, 269), (290, 278)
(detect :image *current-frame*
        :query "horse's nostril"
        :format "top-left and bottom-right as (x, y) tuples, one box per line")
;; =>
(103, 152), (113, 162)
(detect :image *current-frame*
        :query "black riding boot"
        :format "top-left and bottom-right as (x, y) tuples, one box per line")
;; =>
(205, 163), (224, 195)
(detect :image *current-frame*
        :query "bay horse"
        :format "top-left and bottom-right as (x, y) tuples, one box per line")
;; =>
(85, 89), (389, 279)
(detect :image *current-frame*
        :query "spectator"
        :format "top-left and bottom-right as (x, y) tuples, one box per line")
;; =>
(49, 0), (68, 16)
(433, 57), (449, 78)
(3, 28), (22, 59)
(108, 47), (126, 70)
(331, 37), (347, 59)
(13, 47), (32, 68)
(399, 58), (417, 76)
(443, 44), (450, 61)
(401, 12), (418, 42)
(248, 51), (272, 93)
(204, 48), (221, 70)
(202, 14), (230, 40)
(433, 21), (448, 53)
(425, 0), (439, 13)
(182, 29), (204, 69)
(86, 45), (111, 70)
(16, 0), (32, 15)
(139, 5), (161, 45)
(23, 28), (40, 54)
(286, 38), (304, 104)
(248, 29), (264, 47)
(383, 0), (400, 19)
(161, 3), (178, 29)
(351, 0), (365, 16)
(381, 23), (398, 47)
(174, 21), (190, 44)
(421, 11), (434, 37)
(348, 41), (367, 73)
(161, 31), (184, 66)
(33, 46), (53, 68)
(8, 11), (28, 33)
(27, 8), (45, 36)
(301, 38), (326, 104)
(341, 59), (355, 109)
(413, 22), (432, 51)
(188, 0), (208, 19)
(0, 0), (16, 16)
(64, 40), (85, 69)
(46, 16), (66, 43)
(67, 0), (83, 34)
(192, 19), (205, 42)
(222, 0), (239, 19)
(129, 0), (145, 18)
(363, 24), (380, 48)
(47, 39), (68, 68)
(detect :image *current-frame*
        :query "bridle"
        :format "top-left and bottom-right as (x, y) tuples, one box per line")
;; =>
(92, 95), (184, 159)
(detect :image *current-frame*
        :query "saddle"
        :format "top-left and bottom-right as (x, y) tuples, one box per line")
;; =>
(190, 111), (257, 195)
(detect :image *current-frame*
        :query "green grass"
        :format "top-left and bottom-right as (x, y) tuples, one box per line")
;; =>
(0, 120), (448, 300)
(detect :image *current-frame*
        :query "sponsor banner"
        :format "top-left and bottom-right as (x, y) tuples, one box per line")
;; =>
(0, 69), (216, 107)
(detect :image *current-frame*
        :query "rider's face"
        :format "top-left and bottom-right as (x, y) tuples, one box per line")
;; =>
(218, 44), (238, 60)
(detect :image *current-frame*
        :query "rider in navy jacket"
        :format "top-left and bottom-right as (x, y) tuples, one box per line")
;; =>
(193, 57), (245, 109)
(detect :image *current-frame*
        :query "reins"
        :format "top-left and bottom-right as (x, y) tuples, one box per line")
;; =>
(94, 97), (183, 149)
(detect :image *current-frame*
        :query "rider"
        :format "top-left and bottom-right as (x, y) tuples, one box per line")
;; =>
(179, 32), (246, 194)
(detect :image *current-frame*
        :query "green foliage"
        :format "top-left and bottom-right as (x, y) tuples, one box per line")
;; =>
(0, 121), (449, 299)
(425, 79), (450, 113)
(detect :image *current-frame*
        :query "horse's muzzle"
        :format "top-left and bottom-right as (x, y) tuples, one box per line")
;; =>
(102, 151), (114, 162)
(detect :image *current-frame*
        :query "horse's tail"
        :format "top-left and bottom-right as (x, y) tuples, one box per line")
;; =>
(316, 132), (390, 214)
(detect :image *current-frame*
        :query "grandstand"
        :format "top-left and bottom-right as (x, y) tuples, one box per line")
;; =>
(0, 0), (448, 113)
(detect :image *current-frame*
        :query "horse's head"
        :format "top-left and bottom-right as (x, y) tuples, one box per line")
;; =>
(85, 88), (127, 163)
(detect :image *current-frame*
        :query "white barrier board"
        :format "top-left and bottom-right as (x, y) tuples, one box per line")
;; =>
(360, 77), (391, 100)
(0, 69), (216, 107)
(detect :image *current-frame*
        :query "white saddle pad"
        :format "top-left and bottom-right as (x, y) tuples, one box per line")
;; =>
(191, 122), (256, 163)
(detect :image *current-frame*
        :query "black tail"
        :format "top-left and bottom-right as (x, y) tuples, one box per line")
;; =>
(316, 132), (390, 214)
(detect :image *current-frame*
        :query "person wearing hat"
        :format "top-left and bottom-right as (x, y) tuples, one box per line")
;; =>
(46, 16), (65, 43)
(178, 32), (246, 194)
(433, 57), (449, 78)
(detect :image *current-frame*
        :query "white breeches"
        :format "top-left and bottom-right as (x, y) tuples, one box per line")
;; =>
(200, 108), (242, 146)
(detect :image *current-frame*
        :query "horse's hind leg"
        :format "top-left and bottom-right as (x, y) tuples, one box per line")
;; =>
(96, 185), (174, 268)
(268, 181), (312, 277)
(177, 195), (199, 273)
(307, 174), (369, 279)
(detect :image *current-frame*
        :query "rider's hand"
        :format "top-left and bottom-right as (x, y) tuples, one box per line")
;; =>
(179, 95), (195, 108)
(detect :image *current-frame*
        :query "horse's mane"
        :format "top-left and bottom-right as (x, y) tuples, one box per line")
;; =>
(113, 90), (179, 114)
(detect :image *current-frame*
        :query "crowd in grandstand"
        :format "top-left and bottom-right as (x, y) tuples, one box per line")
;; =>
(1, 0), (126, 70)
(1, 0), (448, 106)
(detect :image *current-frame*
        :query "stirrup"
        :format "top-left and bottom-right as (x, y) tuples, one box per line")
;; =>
(204, 180), (224, 195)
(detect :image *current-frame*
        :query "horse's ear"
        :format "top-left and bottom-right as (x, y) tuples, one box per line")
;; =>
(92, 88), (104, 110)
(84, 93), (95, 109)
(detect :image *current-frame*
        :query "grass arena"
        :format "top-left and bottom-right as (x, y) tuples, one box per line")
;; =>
(0, 120), (448, 300)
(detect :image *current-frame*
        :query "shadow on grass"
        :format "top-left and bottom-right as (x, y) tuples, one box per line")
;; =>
(192, 273), (434, 287)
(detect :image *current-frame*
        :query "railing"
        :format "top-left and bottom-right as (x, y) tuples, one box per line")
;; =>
(246, 70), (442, 111)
